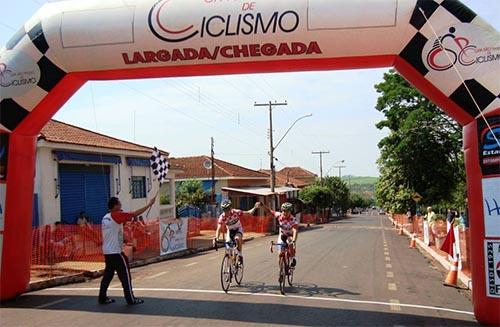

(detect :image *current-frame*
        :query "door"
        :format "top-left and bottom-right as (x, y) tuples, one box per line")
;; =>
(59, 164), (110, 224)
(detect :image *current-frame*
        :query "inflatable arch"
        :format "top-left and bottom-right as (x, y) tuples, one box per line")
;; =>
(0, 0), (499, 323)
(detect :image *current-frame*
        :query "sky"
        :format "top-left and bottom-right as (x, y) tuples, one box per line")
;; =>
(1, 0), (499, 177)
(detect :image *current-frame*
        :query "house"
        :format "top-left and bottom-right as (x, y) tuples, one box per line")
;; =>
(170, 156), (299, 210)
(34, 120), (180, 226)
(278, 167), (317, 187)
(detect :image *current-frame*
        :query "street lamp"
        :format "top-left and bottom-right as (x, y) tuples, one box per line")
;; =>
(274, 113), (313, 150)
(271, 113), (313, 193)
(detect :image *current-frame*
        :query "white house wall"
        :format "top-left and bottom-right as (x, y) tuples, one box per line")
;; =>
(35, 141), (175, 225)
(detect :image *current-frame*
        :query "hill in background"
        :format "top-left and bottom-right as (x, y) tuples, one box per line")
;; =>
(342, 175), (378, 201)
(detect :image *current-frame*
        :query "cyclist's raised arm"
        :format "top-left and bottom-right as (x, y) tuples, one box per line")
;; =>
(243, 202), (260, 215)
(260, 203), (274, 215)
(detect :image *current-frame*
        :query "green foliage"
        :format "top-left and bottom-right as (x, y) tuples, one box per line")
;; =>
(299, 176), (350, 211)
(176, 179), (208, 207)
(343, 175), (377, 204)
(374, 70), (465, 213)
(323, 176), (350, 211)
(343, 176), (379, 185)
(299, 184), (333, 209)
(160, 194), (170, 205)
(349, 193), (374, 209)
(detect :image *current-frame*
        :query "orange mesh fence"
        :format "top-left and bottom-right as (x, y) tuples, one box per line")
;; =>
(31, 224), (104, 266)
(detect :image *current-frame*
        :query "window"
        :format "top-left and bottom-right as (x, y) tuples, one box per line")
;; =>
(131, 176), (146, 199)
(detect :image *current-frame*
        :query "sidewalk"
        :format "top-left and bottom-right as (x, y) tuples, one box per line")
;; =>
(387, 215), (472, 289)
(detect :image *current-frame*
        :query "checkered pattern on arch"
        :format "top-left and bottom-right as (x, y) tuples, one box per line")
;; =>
(399, 0), (500, 118)
(1, 21), (66, 132)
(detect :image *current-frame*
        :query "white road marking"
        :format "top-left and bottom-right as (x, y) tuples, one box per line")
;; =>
(109, 283), (120, 288)
(184, 262), (198, 267)
(385, 257), (391, 261)
(207, 256), (218, 260)
(50, 287), (473, 316)
(388, 283), (398, 291)
(386, 271), (394, 278)
(35, 298), (68, 309)
(384, 252), (389, 256)
(386, 263), (392, 269)
(146, 271), (168, 279)
(390, 299), (401, 312)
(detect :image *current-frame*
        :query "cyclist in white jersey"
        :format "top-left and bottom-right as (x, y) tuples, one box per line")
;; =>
(213, 200), (260, 263)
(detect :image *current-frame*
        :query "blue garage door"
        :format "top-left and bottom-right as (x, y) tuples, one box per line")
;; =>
(59, 164), (110, 224)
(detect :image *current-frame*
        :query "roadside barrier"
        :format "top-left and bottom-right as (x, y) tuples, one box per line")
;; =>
(443, 257), (460, 288)
(391, 214), (471, 280)
(409, 233), (416, 249)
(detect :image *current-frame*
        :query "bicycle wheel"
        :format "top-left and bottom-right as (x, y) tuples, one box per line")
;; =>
(279, 256), (286, 295)
(235, 256), (244, 285)
(220, 254), (231, 293)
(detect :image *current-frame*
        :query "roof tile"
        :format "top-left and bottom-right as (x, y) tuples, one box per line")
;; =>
(171, 156), (268, 179)
(39, 120), (167, 155)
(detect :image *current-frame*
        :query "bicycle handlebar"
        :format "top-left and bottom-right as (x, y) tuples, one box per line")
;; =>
(213, 239), (236, 251)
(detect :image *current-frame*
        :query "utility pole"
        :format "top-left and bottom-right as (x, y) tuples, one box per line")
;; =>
(254, 101), (287, 209)
(211, 137), (215, 204)
(312, 151), (330, 183)
(333, 165), (346, 178)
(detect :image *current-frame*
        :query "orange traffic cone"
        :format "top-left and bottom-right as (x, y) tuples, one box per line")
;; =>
(409, 233), (416, 248)
(443, 257), (460, 287)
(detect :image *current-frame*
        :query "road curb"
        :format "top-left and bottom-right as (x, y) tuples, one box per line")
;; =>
(26, 236), (257, 293)
(387, 216), (472, 290)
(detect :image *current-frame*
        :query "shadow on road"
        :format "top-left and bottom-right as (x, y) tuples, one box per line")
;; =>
(3, 294), (477, 326)
(237, 281), (361, 297)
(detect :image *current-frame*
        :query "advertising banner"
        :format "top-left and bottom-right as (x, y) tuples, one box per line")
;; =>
(159, 217), (187, 256)
(423, 221), (430, 246)
(477, 116), (500, 177)
(485, 240), (500, 298)
(482, 177), (500, 237)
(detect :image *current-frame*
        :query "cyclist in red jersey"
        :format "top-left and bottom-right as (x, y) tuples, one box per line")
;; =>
(213, 199), (260, 263)
(262, 202), (299, 267)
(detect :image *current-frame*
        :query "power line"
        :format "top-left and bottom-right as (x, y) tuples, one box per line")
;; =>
(118, 82), (264, 153)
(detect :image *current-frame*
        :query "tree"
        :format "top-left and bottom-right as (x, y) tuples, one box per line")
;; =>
(322, 176), (350, 212)
(374, 70), (465, 212)
(176, 179), (208, 207)
(350, 193), (370, 209)
(298, 184), (333, 210)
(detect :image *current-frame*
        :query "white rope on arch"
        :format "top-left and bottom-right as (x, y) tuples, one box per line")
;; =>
(418, 7), (500, 148)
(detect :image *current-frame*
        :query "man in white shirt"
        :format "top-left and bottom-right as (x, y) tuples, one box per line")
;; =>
(98, 195), (156, 305)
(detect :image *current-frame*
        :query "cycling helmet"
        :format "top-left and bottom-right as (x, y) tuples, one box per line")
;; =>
(221, 200), (232, 210)
(281, 202), (293, 212)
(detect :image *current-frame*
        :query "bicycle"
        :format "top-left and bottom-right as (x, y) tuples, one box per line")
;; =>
(270, 239), (295, 295)
(214, 240), (244, 293)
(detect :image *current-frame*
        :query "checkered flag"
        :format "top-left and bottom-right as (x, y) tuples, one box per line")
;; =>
(150, 147), (169, 185)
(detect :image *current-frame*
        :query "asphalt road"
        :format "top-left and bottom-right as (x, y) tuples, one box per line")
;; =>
(1, 215), (476, 326)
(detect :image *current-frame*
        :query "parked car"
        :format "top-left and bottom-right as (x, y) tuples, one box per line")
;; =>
(379, 209), (386, 215)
